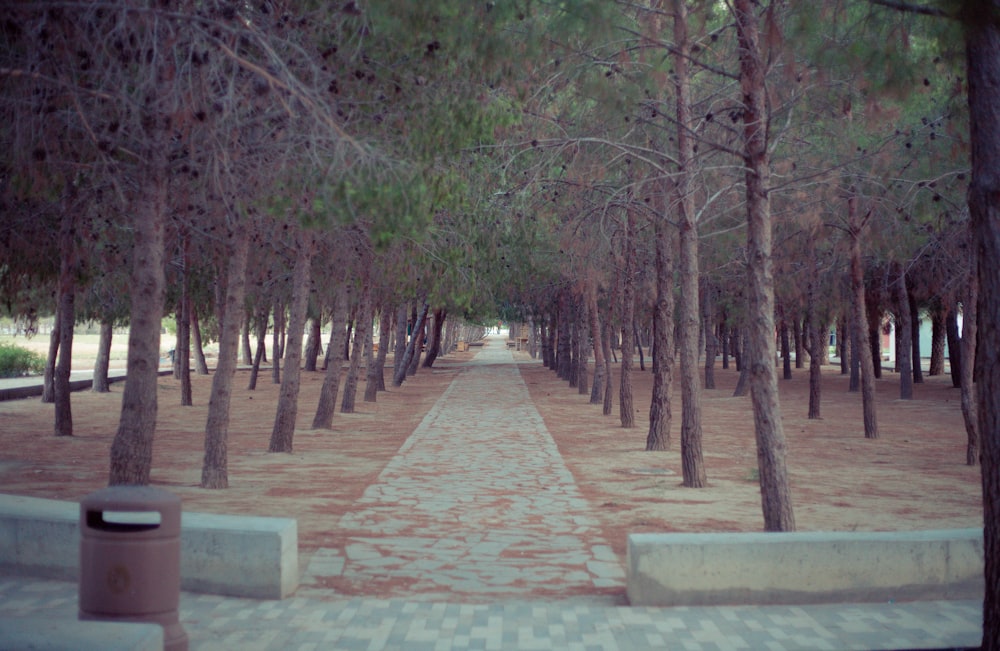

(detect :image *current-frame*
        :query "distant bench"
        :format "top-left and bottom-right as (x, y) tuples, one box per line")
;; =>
(627, 529), (984, 607)
(0, 493), (298, 599)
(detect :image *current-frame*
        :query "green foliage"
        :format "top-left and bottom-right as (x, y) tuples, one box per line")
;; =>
(0, 341), (45, 378)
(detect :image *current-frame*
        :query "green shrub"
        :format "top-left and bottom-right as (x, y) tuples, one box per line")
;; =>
(0, 342), (46, 378)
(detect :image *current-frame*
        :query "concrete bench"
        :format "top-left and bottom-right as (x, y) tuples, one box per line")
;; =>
(626, 529), (984, 607)
(0, 616), (163, 651)
(0, 493), (298, 599)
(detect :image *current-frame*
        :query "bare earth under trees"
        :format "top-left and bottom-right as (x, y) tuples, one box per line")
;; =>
(0, 342), (982, 596)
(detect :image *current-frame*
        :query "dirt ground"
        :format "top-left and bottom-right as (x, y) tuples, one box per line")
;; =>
(0, 336), (983, 567)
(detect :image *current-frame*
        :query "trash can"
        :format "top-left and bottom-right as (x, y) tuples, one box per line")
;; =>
(79, 485), (188, 651)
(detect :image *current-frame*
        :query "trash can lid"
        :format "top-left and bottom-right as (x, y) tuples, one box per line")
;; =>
(80, 486), (182, 536)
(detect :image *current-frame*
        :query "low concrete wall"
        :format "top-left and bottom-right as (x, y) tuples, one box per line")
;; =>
(0, 493), (298, 599)
(0, 617), (163, 651)
(627, 529), (984, 607)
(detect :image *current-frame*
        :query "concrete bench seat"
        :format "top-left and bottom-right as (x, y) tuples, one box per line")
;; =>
(0, 493), (297, 599)
(0, 616), (164, 651)
(626, 529), (984, 607)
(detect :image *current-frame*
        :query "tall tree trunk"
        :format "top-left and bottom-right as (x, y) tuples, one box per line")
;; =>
(201, 228), (250, 489)
(92, 319), (113, 393)
(733, 329), (750, 398)
(702, 282), (717, 389)
(42, 320), (58, 404)
(269, 234), (314, 453)
(793, 316), (805, 369)
(965, 12), (1000, 646)
(54, 206), (76, 437)
(271, 298), (284, 385)
(422, 308), (446, 368)
(312, 287), (350, 429)
(577, 301), (590, 396)
(647, 188), (675, 451)
(929, 306), (946, 376)
(406, 317), (426, 376)
(849, 196), (879, 439)
(807, 241), (822, 420)
(342, 285), (372, 413)
(177, 298), (192, 406)
(946, 305), (962, 388)
(838, 316), (849, 376)
(779, 311), (792, 380)
(391, 302), (408, 381)
(393, 301), (428, 387)
(675, 0), (704, 486)
(177, 234), (192, 406)
(587, 284), (607, 405)
(247, 307), (268, 391)
(961, 238), (980, 466)
(735, 0), (794, 530)
(191, 306), (209, 375)
(241, 312), (253, 366)
(108, 127), (168, 485)
(909, 289), (923, 384)
(866, 285), (883, 380)
(602, 313), (614, 417)
(304, 317), (322, 372)
(619, 210), (637, 429)
(894, 263), (913, 400)
(366, 307), (390, 400)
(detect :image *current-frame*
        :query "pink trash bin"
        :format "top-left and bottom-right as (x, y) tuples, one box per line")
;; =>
(79, 485), (188, 651)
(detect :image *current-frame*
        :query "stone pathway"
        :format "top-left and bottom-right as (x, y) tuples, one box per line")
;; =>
(299, 338), (624, 602)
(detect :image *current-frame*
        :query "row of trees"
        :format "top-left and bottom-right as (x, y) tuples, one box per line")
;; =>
(3, 1), (1000, 644)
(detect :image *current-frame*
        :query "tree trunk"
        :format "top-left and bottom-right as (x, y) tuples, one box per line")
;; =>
(177, 297), (192, 406)
(108, 127), (168, 485)
(602, 307), (614, 416)
(702, 283), (717, 389)
(733, 329), (750, 398)
(587, 285), (607, 405)
(177, 237), (192, 405)
(391, 302), (408, 381)
(929, 306), (946, 376)
(393, 301), (428, 387)
(312, 287), (350, 429)
(201, 228), (250, 489)
(241, 311), (253, 366)
(342, 285), (372, 413)
(966, 12), (1000, 646)
(946, 306), (962, 388)
(423, 308), (446, 368)
(960, 236), (980, 466)
(807, 243), (822, 420)
(619, 210), (637, 429)
(54, 198), (78, 436)
(735, 0), (794, 530)
(909, 289), (923, 384)
(894, 264), (913, 400)
(838, 316), (849, 376)
(247, 307), (268, 391)
(779, 312), (792, 380)
(849, 196), (879, 439)
(366, 307), (390, 400)
(191, 306), (209, 375)
(42, 321), (57, 404)
(407, 321), (425, 376)
(647, 190), (675, 451)
(92, 319), (113, 393)
(268, 234), (314, 453)
(577, 301), (590, 395)
(271, 298), (284, 385)
(793, 316), (805, 369)
(675, 0), (704, 486)
(304, 317), (322, 372)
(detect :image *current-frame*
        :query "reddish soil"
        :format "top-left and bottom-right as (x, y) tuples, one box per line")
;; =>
(0, 345), (982, 568)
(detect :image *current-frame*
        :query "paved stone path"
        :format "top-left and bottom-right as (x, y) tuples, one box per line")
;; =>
(0, 336), (984, 649)
(298, 337), (622, 602)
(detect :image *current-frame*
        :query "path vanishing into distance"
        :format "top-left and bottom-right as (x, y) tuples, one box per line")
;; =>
(298, 334), (624, 602)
